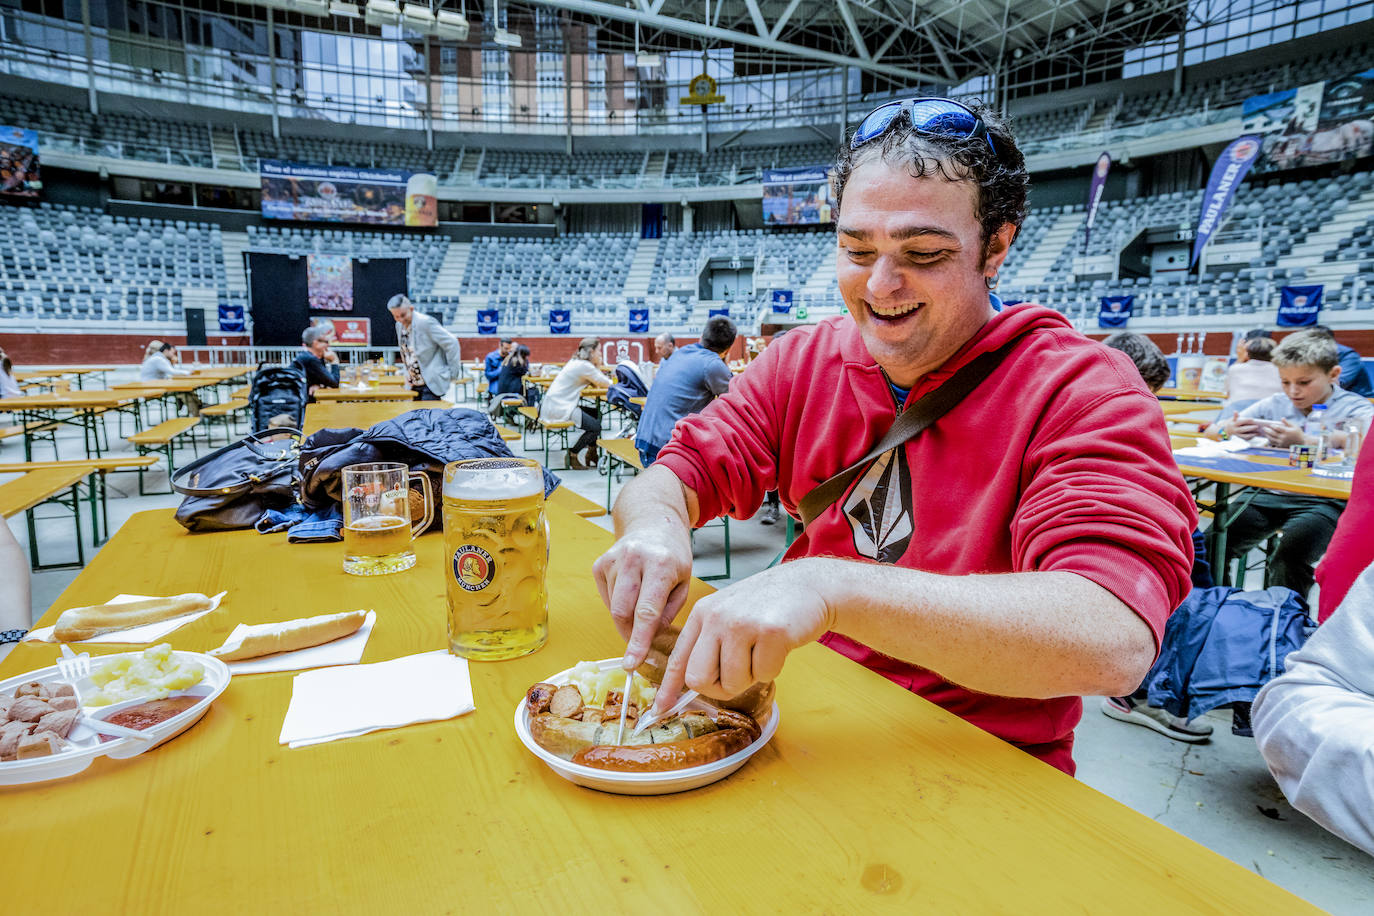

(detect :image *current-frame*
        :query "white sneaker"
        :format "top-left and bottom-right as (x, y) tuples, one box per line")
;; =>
(1100, 696), (1212, 743)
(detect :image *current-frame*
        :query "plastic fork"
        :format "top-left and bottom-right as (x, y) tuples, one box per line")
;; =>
(631, 688), (700, 737)
(56, 644), (91, 683)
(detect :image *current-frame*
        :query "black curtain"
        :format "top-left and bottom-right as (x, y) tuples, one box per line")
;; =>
(247, 252), (407, 347)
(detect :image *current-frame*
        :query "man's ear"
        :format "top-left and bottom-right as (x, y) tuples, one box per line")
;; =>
(981, 222), (1017, 276)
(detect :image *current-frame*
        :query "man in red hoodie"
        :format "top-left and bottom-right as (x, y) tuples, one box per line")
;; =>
(593, 99), (1196, 774)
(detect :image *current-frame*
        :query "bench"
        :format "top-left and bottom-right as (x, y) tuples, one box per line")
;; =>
(0, 466), (91, 569)
(0, 420), (63, 459)
(0, 456), (159, 544)
(518, 406), (575, 470)
(200, 398), (250, 445)
(494, 424), (521, 443)
(230, 385), (251, 400)
(127, 417), (201, 494)
(546, 485), (606, 519)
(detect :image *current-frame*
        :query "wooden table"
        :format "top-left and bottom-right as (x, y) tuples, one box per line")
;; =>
(1157, 387), (1225, 401)
(302, 400), (451, 435)
(312, 386), (419, 403)
(13, 367), (116, 389)
(0, 507), (1312, 911)
(0, 390), (144, 459)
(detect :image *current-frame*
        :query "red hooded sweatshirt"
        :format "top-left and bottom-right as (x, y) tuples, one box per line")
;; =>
(656, 304), (1197, 774)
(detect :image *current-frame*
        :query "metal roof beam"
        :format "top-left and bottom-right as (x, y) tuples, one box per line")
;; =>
(768, 0), (804, 40)
(835, 0), (873, 61)
(741, 0), (769, 37)
(519, 0), (943, 81)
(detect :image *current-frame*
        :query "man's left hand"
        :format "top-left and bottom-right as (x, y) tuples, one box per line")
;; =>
(653, 559), (835, 711)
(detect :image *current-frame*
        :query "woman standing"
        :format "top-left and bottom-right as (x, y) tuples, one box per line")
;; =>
(539, 337), (612, 470)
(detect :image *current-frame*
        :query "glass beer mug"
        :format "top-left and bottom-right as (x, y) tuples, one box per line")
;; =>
(342, 462), (432, 576)
(443, 458), (548, 660)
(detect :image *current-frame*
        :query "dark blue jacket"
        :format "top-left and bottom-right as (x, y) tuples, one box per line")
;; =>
(1145, 586), (1315, 722)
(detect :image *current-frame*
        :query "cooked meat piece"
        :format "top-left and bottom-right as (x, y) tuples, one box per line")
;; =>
(0, 721), (32, 760)
(549, 685), (584, 718)
(602, 703), (637, 723)
(524, 683), (559, 715)
(8, 697), (53, 722)
(15, 681), (48, 699)
(51, 683), (76, 699)
(713, 709), (762, 740)
(580, 707), (605, 725)
(48, 695), (79, 712)
(16, 731), (61, 759)
(0, 695), (11, 717)
(35, 709), (80, 739)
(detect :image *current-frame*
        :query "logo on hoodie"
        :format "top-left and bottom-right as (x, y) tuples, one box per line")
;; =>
(843, 448), (914, 563)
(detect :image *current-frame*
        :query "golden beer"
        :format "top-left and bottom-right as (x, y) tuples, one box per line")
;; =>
(443, 458), (548, 660)
(343, 515), (414, 575)
(342, 463), (422, 576)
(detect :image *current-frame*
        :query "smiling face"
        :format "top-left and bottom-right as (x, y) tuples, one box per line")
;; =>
(1278, 362), (1340, 412)
(835, 156), (1014, 388)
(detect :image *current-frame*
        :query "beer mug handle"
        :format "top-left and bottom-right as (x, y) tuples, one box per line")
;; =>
(409, 473), (434, 540)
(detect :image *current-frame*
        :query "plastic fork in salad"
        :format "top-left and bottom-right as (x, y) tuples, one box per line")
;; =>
(631, 688), (700, 736)
(56, 645), (153, 741)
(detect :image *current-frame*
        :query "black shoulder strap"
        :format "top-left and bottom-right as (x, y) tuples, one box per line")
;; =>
(796, 339), (1022, 529)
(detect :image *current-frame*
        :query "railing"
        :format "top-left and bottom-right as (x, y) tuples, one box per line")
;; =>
(178, 346), (403, 367)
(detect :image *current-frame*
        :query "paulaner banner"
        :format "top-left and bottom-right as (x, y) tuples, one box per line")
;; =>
(1191, 136), (1263, 267)
(1098, 295), (1133, 328)
(628, 308), (649, 333)
(1085, 152), (1111, 250)
(1277, 285), (1324, 327)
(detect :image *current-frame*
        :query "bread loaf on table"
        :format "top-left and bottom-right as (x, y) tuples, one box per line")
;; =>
(54, 594), (217, 642)
(209, 610), (368, 661)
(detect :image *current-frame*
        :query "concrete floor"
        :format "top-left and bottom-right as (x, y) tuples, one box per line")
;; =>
(4, 370), (1371, 912)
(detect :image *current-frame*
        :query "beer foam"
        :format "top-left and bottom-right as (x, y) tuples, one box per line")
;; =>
(444, 467), (542, 500)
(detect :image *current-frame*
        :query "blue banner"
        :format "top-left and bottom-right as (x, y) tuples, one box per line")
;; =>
(549, 309), (571, 334)
(1191, 135), (1263, 267)
(628, 308), (649, 333)
(217, 304), (245, 333)
(1098, 295), (1134, 328)
(708, 307), (730, 319)
(1277, 285), (1323, 327)
(770, 289), (793, 313)
(476, 308), (498, 334)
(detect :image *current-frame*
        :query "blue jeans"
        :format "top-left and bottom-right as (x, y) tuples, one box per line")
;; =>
(636, 441), (661, 467)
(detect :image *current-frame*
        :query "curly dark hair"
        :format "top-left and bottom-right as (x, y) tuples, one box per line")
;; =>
(831, 99), (1029, 260)
(1103, 332), (1170, 392)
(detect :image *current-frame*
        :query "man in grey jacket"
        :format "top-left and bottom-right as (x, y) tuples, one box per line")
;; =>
(387, 294), (464, 401)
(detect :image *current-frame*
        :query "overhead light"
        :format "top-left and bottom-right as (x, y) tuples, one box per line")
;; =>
(1065, 27), (1077, 39)
(365, 0), (401, 26)
(1124, 1), (1135, 11)
(402, 3), (434, 27)
(435, 9), (470, 39)
(635, 53), (661, 68)
(1012, 47), (1023, 59)
(493, 28), (522, 47)
(329, 1), (360, 15)
(292, 0), (331, 15)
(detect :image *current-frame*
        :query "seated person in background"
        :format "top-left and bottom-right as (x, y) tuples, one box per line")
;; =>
(540, 337), (613, 471)
(654, 332), (676, 363)
(1253, 555), (1374, 857)
(1221, 335), (1282, 421)
(494, 344), (531, 398)
(0, 347), (22, 399)
(1099, 331), (1216, 742)
(0, 519), (32, 663)
(293, 326), (341, 400)
(484, 337), (514, 393)
(1208, 330), (1373, 599)
(1311, 324), (1373, 397)
(634, 315), (736, 467)
(140, 341), (191, 381)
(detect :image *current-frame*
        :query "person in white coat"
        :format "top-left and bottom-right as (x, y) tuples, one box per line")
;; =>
(539, 337), (612, 470)
(387, 294), (464, 401)
(1253, 561), (1374, 856)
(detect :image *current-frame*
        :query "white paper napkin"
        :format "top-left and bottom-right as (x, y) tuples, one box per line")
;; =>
(279, 650), (475, 749)
(1173, 436), (1265, 457)
(26, 592), (227, 644)
(223, 611), (377, 676)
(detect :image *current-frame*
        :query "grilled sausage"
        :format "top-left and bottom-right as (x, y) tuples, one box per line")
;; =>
(571, 727), (756, 772)
(529, 711), (718, 760)
(524, 683), (559, 715)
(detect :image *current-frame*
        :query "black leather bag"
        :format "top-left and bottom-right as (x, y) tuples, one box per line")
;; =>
(171, 428), (303, 532)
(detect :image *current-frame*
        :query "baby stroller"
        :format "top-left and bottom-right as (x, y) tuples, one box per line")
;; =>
(607, 360), (649, 420)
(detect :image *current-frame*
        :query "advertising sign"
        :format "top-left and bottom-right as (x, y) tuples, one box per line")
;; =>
(1084, 152), (1112, 250)
(1278, 285), (1324, 327)
(1191, 136), (1263, 267)
(320, 317), (371, 346)
(763, 165), (833, 226)
(0, 125), (41, 198)
(1098, 295), (1134, 328)
(307, 254), (353, 311)
(260, 160), (437, 226)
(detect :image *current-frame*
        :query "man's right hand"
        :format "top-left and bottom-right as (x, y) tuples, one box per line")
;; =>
(593, 523), (694, 671)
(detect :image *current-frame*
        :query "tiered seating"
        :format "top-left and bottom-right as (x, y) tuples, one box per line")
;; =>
(0, 204), (225, 324)
(245, 224), (451, 296)
(238, 132), (459, 179)
(0, 94), (213, 165)
(1012, 106), (1091, 142)
(478, 149), (641, 186)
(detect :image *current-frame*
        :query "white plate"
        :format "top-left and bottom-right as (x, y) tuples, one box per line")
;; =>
(514, 657), (778, 796)
(0, 650), (230, 786)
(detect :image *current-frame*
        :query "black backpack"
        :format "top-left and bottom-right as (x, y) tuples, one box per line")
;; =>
(250, 364), (308, 431)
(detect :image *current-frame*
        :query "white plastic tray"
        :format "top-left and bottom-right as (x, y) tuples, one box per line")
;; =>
(0, 650), (230, 786)
(514, 657), (778, 796)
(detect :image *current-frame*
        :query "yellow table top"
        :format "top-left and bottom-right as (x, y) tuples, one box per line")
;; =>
(1160, 401), (1221, 416)
(302, 400), (452, 435)
(1173, 445), (1354, 499)
(311, 386), (418, 403)
(13, 367), (114, 381)
(0, 508), (1311, 911)
(112, 378), (220, 393)
(1157, 387), (1225, 401)
(0, 390), (139, 410)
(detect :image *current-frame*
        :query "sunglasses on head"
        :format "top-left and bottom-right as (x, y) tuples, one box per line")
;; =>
(850, 97), (997, 156)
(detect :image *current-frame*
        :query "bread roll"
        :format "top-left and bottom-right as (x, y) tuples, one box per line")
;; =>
(54, 594), (216, 641)
(209, 610), (368, 661)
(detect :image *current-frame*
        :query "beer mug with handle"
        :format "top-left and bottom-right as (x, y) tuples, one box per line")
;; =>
(342, 462), (432, 576)
(443, 457), (548, 660)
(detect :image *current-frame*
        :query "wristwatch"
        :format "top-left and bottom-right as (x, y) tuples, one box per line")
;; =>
(0, 628), (28, 644)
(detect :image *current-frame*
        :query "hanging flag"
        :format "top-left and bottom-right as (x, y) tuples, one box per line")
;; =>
(708, 307), (730, 318)
(1191, 135), (1263, 267)
(1277, 285), (1324, 327)
(628, 308), (649, 333)
(1098, 295), (1133, 328)
(770, 290), (793, 314)
(476, 309), (498, 334)
(1085, 152), (1111, 250)
(549, 309), (571, 334)
(217, 304), (245, 333)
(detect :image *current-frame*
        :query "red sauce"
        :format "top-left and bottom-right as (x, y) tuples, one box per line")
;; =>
(101, 696), (198, 732)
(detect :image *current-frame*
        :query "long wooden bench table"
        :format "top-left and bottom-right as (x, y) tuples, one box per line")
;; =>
(0, 466), (91, 568)
(0, 456), (158, 544)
